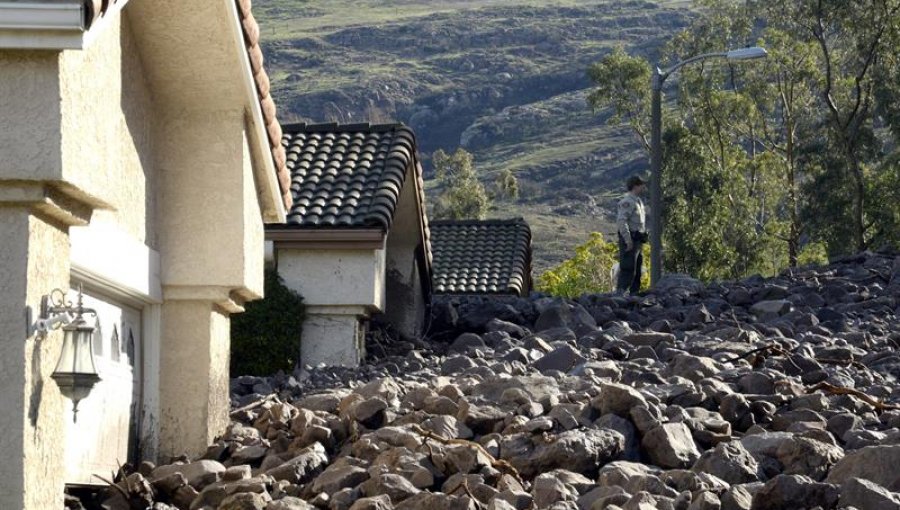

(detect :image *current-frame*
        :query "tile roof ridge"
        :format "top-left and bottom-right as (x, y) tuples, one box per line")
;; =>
(282, 122), (410, 134)
(430, 217), (529, 226)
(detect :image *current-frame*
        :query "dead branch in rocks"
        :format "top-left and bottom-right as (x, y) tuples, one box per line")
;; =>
(447, 478), (484, 510)
(725, 343), (867, 371)
(807, 382), (900, 411)
(724, 344), (778, 363)
(230, 393), (278, 417)
(409, 423), (525, 485)
(814, 357), (868, 370)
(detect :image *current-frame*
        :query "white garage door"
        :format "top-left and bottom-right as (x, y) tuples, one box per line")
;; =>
(64, 291), (142, 486)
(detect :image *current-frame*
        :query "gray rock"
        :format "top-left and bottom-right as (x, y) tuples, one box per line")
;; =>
(774, 436), (843, 481)
(532, 345), (587, 374)
(460, 403), (506, 435)
(265, 497), (315, 510)
(348, 495), (392, 510)
(151, 460), (226, 488)
(749, 474), (839, 510)
(691, 440), (760, 484)
(750, 300), (792, 316)
(688, 491), (720, 510)
(218, 492), (270, 510)
(721, 485), (755, 510)
(487, 499), (518, 510)
(593, 382), (649, 417)
(394, 492), (478, 510)
(838, 477), (900, 510)
(352, 398), (388, 428)
(500, 429), (625, 478)
(622, 332), (676, 350)
(532, 473), (578, 508)
(311, 464), (369, 495)
(642, 423), (701, 469)
(826, 444), (900, 491)
(668, 354), (722, 382)
(597, 461), (675, 498)
(485, 318), (527, 339)
(442, 356), (478, 374)
(495, 489), (533, 510)
(445, 444), (492, 474)
(359, 473), (420, 502)
(265, 443), (329, 484)
(450, 333), (486, 353)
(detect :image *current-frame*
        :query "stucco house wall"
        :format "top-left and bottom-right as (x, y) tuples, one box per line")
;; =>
(0, 2), (288, 508)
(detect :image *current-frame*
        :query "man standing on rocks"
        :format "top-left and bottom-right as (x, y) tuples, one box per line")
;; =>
(616, 175), (648, 295)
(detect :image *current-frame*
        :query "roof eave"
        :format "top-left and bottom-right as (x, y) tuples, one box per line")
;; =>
(226, 0), (286, 224)
(266, 227), (386, 250)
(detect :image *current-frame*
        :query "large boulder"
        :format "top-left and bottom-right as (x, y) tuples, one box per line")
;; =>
(826, 445), (900, 491)
(750, 475), (839, 510)
(691, 441), (761, 484)
(642, 423), (700, 469)
(500, 429), (625, 478)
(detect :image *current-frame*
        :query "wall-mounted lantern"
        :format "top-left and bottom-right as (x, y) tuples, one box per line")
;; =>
(36, 286), (100, 422)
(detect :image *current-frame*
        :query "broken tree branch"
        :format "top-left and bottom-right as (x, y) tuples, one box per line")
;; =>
(807, 382), (900, 411)
(409, 424), (524, 486)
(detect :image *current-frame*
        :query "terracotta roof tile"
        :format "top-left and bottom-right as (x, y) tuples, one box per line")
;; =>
(430, 218), (532, 295)
(234, 0), (293, 210)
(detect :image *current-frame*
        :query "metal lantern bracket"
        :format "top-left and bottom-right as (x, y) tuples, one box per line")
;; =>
(35, 287), (96, 335)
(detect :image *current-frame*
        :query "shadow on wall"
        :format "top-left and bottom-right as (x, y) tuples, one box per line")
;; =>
(230, 269), (306, 377)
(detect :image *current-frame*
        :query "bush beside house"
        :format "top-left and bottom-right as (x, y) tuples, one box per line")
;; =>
(231, 270), (305, 376)
(538, 233), (650, 297)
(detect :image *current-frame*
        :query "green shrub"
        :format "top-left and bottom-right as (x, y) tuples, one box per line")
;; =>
(797, 242), (830, 267)
(537, 233), (650, 298)
(230, 269), (305, 377)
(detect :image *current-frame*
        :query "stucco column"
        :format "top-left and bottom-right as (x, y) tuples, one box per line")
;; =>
(157, 298), (231, 460)
(0, 207), (70, 510)
(301, 306), (367, 367)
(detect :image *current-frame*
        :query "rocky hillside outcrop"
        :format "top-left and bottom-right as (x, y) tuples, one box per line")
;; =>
(258, 0), (694, 268)
(93, 251), (900, 510)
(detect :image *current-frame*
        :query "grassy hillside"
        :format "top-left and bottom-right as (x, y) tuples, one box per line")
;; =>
(255, 0), (693, 270)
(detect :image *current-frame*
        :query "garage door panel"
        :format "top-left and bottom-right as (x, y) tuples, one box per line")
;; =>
(64, 291), (142, 486)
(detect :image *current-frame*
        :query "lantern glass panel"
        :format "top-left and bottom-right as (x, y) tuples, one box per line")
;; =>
(54, 319), (98, 376)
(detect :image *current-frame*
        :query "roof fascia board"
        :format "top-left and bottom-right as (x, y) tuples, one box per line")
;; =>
(225, 0), (286, 224)
(0, 2), (84, 49)
(267, 228), (386, 250)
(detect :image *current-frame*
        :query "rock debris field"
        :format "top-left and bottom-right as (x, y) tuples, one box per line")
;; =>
(100, 252), (900, 510)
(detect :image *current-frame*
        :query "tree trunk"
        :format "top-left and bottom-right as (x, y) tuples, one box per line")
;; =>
(851, 159), (867, 252)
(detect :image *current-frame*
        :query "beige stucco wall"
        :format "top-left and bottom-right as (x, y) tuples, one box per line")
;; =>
(0, 52), (62, 181)
(0, 209), (70, 510)
(278, 248), (387, 311)
(58, 14), (158, 246)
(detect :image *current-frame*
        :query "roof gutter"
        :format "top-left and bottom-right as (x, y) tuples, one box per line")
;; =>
(0, 2), (85, 49)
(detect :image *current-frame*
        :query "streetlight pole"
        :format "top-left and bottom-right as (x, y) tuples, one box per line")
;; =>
(650, 68), (664, 288)
(648, 47), (768, 288)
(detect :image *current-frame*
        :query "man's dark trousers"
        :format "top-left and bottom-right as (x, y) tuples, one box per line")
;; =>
(617, 232), (644, 294)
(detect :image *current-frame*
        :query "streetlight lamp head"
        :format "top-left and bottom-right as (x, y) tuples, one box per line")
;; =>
(726, 47), (768, 62)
